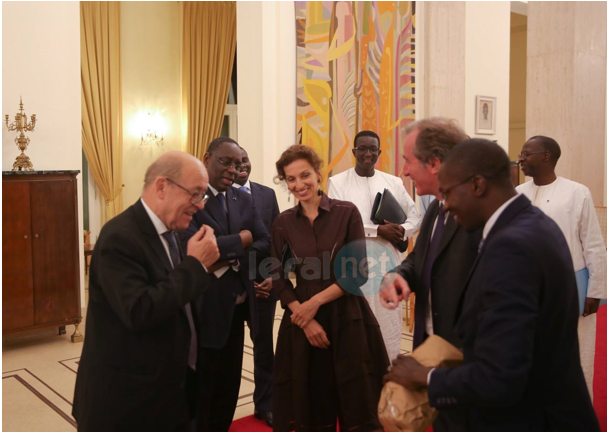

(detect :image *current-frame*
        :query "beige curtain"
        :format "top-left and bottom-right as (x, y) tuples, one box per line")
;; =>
(81, 2), (123, 223)
(183, 2), (236, 158)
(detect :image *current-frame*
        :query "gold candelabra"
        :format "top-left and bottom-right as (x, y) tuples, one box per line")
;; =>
(5, 97), (37, 171)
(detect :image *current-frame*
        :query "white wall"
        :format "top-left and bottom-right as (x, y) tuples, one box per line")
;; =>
(464, 2), (511, 151)
(509, 13), (527, 161)
(237, 1), (296, 212)
(121, 1), (183, 207)
(2, 1), (85, 306)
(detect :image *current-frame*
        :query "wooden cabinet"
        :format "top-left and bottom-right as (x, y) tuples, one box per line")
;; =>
(2, 171), (82, 342)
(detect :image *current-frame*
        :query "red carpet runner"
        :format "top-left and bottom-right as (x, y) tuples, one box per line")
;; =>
(229, 415), (271, 432)
(231, 308), (606, 432)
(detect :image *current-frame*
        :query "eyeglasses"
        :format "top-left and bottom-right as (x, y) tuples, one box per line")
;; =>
(440, 174), (476, 201)
(354, 146), (380, 154)
(166, 178), (208, 205)
(518, 151), (548, 159)
(210, 153), (240, 169)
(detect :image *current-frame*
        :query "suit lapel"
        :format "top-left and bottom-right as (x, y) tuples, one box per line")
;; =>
(417, 200), (440, 266)
(454, 195), (531, 321)
(226, 187), (241, 234)
(454, 244), (485, 320)
(175, 231), (185, 261)
(206, 191), (230, 234)
(250, 182), (261, 204)
(133, 200), (173, 274)
(435, 212), (458, 259)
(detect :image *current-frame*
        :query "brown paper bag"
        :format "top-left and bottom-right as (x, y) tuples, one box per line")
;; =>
(377, 335), (464, 432)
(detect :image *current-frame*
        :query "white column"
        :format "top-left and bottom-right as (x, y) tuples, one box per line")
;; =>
(464, 1), (511, 150)
(237, 1), (296, 212)
(527, 1), (607, 204)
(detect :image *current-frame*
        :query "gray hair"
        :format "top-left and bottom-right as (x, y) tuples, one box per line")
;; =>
(404, 117), (468, 166)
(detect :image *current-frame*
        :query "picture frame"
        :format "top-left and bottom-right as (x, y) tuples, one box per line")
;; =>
(475, 95), (497, 135)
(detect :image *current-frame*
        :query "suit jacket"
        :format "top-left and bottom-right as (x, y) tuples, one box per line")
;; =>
(249, 181), (280, 301)
(395, 199), (481, 348)
(73, 200), (211, 432)
(182, 186), (270, 349)
(428, 195), (599, 432)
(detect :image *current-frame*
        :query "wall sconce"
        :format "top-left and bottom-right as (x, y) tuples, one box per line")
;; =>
(139, 111), (164, 147)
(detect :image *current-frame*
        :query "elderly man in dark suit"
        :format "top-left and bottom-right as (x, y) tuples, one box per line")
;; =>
(234, 145), (280, 427)
(182, 137), (270, 432)
(73, 151), (220, 432)
(380, 117), (480, 432)
(385, 139), (599, 432)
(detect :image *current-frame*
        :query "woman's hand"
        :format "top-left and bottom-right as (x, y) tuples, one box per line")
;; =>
(303, 319), (330, 349)
(291, 298), (320, 328)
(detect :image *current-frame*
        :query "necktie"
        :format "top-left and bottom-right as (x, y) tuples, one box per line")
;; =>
(424, 204), (446, 276)
(216, 192), (227, 214)
(161, 231), (197, 369)
(417, 204), (446, 346)
(239, 185), (250, 194)
(214, 193), (244, 295)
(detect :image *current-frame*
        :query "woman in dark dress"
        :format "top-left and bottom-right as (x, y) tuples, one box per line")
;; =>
(271, 145), (389, 432)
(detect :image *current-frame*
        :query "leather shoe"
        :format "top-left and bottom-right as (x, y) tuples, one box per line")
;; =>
(254, 410), (273, 427)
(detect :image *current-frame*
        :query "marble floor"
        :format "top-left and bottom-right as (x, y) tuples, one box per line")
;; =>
(2, 292), (413, 432)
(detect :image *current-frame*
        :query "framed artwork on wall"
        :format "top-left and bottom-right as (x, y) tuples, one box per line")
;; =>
(475, 95), (497, 135)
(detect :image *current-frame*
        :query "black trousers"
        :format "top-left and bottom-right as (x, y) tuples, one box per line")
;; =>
(247, 297), (277, 413)
(195, 302), (248, 432)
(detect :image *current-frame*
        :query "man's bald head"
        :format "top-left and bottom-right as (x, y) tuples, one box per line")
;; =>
(142, 151), (209, 231)
(439, 139), (515, 231)
(144, 151), (202, 190)
(442, 139), (512, 189)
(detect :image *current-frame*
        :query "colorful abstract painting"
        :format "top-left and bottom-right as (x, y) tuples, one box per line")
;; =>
(295, 1), (416, 193)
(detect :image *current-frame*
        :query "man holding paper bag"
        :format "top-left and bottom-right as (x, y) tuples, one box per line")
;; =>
(384, 140), (599, 432)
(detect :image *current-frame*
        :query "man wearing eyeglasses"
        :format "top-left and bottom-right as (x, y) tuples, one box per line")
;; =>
(516, 135), (607, 400)
(379, 118), (481, 432)
(181, 137), (270, 432)
(328, 130), (421, 361)
(74, 152), (220, 432)
(384, 139), (599, 432)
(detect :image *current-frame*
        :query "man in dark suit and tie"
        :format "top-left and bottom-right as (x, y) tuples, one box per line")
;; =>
(73, 152), (220, 432)
(380, 117), (480, 432)
(182, 137), (271, 432)
(385, 139), (599, 432)
(381, 117), (481, 348)
(234, 146), (280, 427)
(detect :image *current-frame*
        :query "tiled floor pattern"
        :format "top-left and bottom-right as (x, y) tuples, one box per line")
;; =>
(3, 304), (413, 431)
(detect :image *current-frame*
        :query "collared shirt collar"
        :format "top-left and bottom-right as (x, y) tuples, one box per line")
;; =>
(141, 198), (169, 235)
(238, 180), (251, 192)
(296, 192), (331, 217)
(207, 184), (225, 197)
(482, 193), (521, 240)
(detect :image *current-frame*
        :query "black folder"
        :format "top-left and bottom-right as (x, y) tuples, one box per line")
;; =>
(371, 188), (407, 225)
(370, 188), (409, 252)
